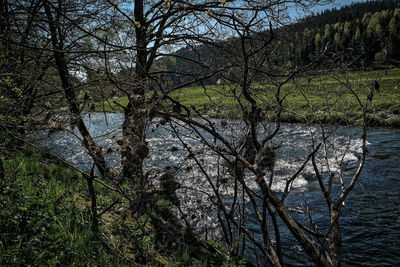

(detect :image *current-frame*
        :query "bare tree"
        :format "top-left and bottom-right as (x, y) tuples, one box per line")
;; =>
(5, 0), (377, 266)
(0, 0), (55, 145)
(150, 4), (372, 267)
(157, 57), (371, 267)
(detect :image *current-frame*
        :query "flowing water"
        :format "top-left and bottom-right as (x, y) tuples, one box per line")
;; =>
(31, 113), (400, 266)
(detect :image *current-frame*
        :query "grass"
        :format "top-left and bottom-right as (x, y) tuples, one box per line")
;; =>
(0, 147), (242, 266)
(93, 68), (400, 127)
(0, 149), (121, 265)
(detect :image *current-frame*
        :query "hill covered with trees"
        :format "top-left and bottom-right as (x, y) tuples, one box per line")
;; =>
(292, 0), (400, 68)
(160, 0), (400, 87)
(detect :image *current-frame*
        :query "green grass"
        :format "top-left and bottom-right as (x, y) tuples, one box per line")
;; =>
(0, 150), (122, 266)
(92, 68), (400, 126)
(0, 148), (242, 266)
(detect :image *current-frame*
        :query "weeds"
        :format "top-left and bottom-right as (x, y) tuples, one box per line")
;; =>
(0, 150), (240, 266)
(0, 152), (121, 265)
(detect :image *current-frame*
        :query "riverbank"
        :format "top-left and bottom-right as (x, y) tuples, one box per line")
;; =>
(94, 68), (400, 127)
(0, 148), (240, 266)
(7, 118), (400, 265)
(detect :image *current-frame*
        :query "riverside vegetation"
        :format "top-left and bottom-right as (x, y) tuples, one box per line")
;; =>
(1, 0), (399, 265)
(0, 146), (243, 266)
(96, 68), (400, 127)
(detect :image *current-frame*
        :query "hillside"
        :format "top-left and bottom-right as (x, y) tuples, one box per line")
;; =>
(297, 0), (400, 29)
(157, 0), (400, 88)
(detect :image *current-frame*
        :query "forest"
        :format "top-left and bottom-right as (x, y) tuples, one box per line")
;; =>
(1, 0), (400, 266)
(163, 0), (400, 86)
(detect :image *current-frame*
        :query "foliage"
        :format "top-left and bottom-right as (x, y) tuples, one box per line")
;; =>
(0, 150), (238, 266)
(280, 0), (400, 68)
(0, 1), (64, 145)
(0, 152), (118, 265)
(159, 0), (400, 88)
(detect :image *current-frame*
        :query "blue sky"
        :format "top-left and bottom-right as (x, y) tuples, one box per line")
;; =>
(312, 0), (368, 13)
(289, 0), (368, 20)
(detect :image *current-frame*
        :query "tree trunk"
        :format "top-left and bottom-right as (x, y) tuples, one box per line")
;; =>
(43, 2), (110, 180)
(121, 100), (148, 188)
(329, 207), (342, 267)
(14, 83), (40, 147)
(257, 176), (332, 266)
(0, 155), (4, 180)
(120, 0), (149, 190)
(87, 166), (99, 234)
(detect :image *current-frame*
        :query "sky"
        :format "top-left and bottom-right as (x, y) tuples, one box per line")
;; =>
(311, 0), (369, 13)
(289, 0), (369, 21)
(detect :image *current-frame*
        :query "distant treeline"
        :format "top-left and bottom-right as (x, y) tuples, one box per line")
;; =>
(297, 0), (400, 29)
(290, 2), (400, 67)
(158, 0), (400, 87)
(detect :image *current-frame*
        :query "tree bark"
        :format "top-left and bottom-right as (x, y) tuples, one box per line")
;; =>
(43, 1), (110, 180)
(0, 155), (4, 180)
(120, 0), (149, 189)
(121, 101), (148, 188)
(257, 176), (332, 267)
(329, 207), (342, 267)
(87, 165), (99, 234)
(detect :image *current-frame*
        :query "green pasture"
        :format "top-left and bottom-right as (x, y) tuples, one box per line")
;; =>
(94, 68), (400, 126)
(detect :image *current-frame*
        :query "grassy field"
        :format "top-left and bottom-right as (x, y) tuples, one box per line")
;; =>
(95, 68), (400, 127)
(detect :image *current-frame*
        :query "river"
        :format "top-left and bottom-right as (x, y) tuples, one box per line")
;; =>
(31, 113), (400, 266)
